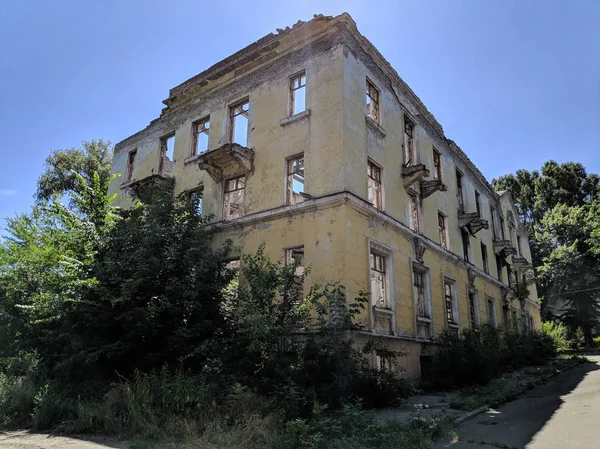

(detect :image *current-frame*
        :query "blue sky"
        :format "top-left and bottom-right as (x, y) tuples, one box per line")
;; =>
(1, 0), (599, 223)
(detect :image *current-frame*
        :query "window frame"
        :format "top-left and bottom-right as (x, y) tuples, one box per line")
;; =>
(290, 71), (307, 116)
(403, 114), (415, 165)
(475, 190), (481, 216)
(286, 154), (305, 206)
(413, 262), (433, 340)
(125, 149), (137, 182)
(438, 211), (447, 249)
(481, 242), (489, 274)
(496, 254), (504, 282)
(229, 99), (250, 146)
(461, 228), (471, 262)
(368, 240), (396, 334)
(367, 159), (383, 210)
(443, 276), (459, 328)
(468, 290), (480, 328)
(487, 296), (497, 327)
(432, 148), (442, 181)
(159, 132), (175, 175)
(365, 78), (380, 123)
(187, 186), (204, 216)
(408, 191), (420, 232)
(456, 170), (464, 212)
(191, 116), (210, 156)
(223, 175), (246, 221)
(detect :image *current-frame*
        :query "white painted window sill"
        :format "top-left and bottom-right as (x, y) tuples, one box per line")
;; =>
(280, 109), (311, 126)
(366, 116), (386, 137)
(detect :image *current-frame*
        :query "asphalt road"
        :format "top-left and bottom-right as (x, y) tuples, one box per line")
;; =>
(436, 355), (600, 449)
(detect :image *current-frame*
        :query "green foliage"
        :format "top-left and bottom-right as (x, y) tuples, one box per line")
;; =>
(542, 321), (570, 351)
(426, 325), (556, 389)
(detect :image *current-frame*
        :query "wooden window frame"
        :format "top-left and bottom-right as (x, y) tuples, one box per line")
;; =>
(366, 79), (380, 123)
(191, 116), (210, 156)
(290, 71), (307, 116)
(438, 211), (447, 249)
(286, 154), (305, 206)
(367, 159), (382, 210)
(229, 99), (250, 146)
(432, 148), (442, 181)
(125, 149), (136, 182)
(223, 175), (246, 221)
(481, 242), (489, 274)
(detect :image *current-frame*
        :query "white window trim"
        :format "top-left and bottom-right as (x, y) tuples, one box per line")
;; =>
(412, 260), (433, 339)
(443, 275), (460, 329)
(368, 239), (396, 335)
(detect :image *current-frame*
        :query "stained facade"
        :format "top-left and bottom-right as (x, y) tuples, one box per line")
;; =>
(109, 13), (541, 379)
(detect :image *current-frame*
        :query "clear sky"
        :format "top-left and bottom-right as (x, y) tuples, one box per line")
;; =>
(1, 0), (599, 223)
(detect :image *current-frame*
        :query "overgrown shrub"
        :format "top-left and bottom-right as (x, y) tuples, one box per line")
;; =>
(427, 325), (556, 389)
(542, 321), (570, 351)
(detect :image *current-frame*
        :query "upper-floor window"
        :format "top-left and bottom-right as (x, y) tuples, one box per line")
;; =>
(408, 192), (419, 232)
(438, 212), (447, 249)
(192, 117), (210, 156)
(125, 149), (136, 182)
(229, 100), (249, 146)
(286, 155), (305, 206)
(461, 228), (470, 262)
(224, 176), (245, 220)
(290, 72), (306, 116)
(517, 235), (523, 256)
(490, 206), (498, 239)
(367, 160), (382, 210)
(496, 254), (503, 282)
(413, 269), (429, 319)
(370, 251), (389, 309)
(475, 190), (481, 216)
(365, 79), (379, 123)
(444, 280), (457, 325)
(159, 133), (175, 175)
(285, 246), (305, 304)
(507, 265), (513, 287)
(187, 187), (203, 216)
(481, 242), (489, 274)
(403, 115), (415, 165)
(456, 170), (464, 212)
(499, 216), (506, 239)
(433, 148), (442, 180)
(487, 296), (497, 327)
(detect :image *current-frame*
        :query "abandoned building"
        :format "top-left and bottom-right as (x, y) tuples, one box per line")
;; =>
(108, 12), (541, 379)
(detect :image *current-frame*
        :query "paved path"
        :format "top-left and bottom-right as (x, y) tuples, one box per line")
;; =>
(0, 431), (129, 449)
(436, 356), (600, 449)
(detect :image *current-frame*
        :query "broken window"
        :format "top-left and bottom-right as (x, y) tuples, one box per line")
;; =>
(125, 149), (136, 182)
(456, 170), (464, 212)
(461, 228), (470, 262)
(444, 280), (456, 325)
(223, 176), (245, 220)
(490, 206), (498, 239)
(500, 216), (506, 239)
(512, 308), (520, 333)
(187, 187), (203, 216)
(286, 155), (305, 205)
(290, 72), (306, 116)
(487, 297), (497, 326)
(230, 100), (249, 146)
(414, 269), (429, 318)
(403, 115), (415, 165)
(365, 79), (379, 122)
(481, 242), (489, 274)
(285, 247), (305, 277)
(438, 212), (447, 249)
(370, 252), (389, 309)
(159, 133), (175, 175)
(475, 190), (481, 216)
(376, 355), (392, 372)
(468, 292), (478, 328)
(408, 192), (419, 232)
(192, 117), (210, 156)
(433, 148), (442, 181)
(367, 160), (382, 209)
(496, 254), (503, 282)
(517, 235), (523, 256)
(507, 266), (513, 287)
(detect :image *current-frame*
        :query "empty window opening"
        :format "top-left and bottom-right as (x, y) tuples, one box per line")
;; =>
(285, 247), (305, 277)
(409, 193), (419, 232)
(496, 254), (503, 282)
(517, 235), (523, 256)
(512, 308), (520, 333)
(469, 292), (478, 328)
(230, 100), (249, 146)
(461, 228), (470, 262)
(367, 160), (382, 209)
(414, 270), (429, 319)
(376, 355), (392, 372)
(433, 148), (442, 180)
(286, 155), (305, 205)
(438, 212), (447, 249)
(125, 149), (136, 182)
(370, 252), (389, 309)
(187, 188), (203, 216)
(159, 134), (175, 175)
(366, 79), (379, 122)
(192, 117), (210, 156)
(507, 266), (513, 287)
(403, 116), (415, 165)
(444, 281), (456, 325)
(456, 170), (464, 212)
(224, 176), (245, 220)
(475, 190), (481, 216)
(487, 297), (497, 326)
(290, 72), (306, 116)
(500, 216), (506, 239)
(490, 206), (498, 239)
(528, 315), (534, 330)
(481, 242), (489, 274)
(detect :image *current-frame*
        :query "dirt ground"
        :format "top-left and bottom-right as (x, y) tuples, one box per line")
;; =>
(0, 431), (130, 449)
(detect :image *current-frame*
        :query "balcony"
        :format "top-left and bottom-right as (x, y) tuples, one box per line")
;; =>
(402, 163), (429, 187)
(458, 211), (489, 236)
(512, 255), (533, 270)
(195, 143), (255, 182)
(493, 239), (517, 258)
(119, 173), (175, 203)
(420, 179), (447, 199)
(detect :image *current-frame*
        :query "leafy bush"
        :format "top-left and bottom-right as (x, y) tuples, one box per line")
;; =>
(427, 325), (556, 389)
(542, 321), (570, 351)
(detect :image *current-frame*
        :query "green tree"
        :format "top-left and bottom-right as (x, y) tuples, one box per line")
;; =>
(36, 140), (113, 209)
